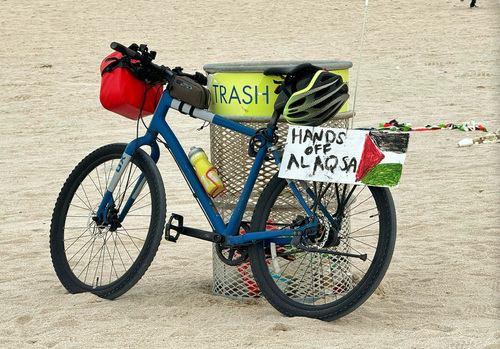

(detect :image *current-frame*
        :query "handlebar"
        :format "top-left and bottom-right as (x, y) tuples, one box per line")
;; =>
(111, 41), (174, 83)
(110, 42), (207, 86)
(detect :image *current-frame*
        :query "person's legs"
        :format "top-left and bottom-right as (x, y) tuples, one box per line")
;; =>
(470, 0), (477, 7)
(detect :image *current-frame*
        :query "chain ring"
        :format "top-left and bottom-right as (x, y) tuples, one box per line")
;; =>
(215, 223), (250, 266)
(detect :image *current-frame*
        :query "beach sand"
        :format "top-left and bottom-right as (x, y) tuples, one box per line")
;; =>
(0, 0), (498, 348)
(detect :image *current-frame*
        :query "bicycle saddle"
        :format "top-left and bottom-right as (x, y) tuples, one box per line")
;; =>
(265, 63), (325, 115)
(263, 63), (320, 76)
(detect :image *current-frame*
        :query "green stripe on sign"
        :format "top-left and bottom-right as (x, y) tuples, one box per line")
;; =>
(360, 163), (403, 187)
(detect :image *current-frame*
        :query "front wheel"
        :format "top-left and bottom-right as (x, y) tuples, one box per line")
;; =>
(50, 143), (166, 299)
(248, 174), (396, 320)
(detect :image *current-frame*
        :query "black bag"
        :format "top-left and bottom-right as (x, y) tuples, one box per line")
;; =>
(168, 75), (210, 109)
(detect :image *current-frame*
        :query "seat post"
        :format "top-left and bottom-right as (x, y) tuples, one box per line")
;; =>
(267, 111), (280, 134)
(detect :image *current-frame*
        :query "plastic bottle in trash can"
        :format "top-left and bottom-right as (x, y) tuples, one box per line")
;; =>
(188, 146), (226, 198)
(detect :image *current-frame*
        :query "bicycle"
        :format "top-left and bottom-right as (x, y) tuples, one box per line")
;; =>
(50, 42), (397, 321)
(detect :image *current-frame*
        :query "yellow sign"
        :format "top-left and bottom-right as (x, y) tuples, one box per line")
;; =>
(206, 68), (350, 118)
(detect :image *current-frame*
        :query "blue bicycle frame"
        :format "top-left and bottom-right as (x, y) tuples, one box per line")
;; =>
(96, 90), (320, 246)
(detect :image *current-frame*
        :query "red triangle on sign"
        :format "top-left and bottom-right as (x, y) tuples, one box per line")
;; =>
(355, 134), (385, 182)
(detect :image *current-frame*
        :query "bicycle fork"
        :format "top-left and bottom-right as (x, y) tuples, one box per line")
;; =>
(93, 153), (134, 227)
(94, 135), (158, 228)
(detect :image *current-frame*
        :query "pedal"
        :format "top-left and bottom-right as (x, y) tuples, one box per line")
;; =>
(165, 213), (184, 243)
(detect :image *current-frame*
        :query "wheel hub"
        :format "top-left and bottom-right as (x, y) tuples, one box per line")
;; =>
(88, 205), (121, 238)
(307, 218), (341, 248)
(87, 215), (109, 238)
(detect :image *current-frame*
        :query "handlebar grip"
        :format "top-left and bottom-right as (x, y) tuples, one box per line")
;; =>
(110, 42), (141, 59)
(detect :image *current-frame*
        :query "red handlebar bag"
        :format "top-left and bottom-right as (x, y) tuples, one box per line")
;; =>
(99, 52), (163, 120)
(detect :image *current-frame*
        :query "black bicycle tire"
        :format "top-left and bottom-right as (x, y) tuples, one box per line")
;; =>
(248, 174), (396, 320)
(50, 143), (166, 299)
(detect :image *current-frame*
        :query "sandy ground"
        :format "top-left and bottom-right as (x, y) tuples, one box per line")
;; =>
(1, 0), (499, 348)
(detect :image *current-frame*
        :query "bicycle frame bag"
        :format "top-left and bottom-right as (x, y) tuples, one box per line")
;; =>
(167, 75), (210, 109)
(99, 51), (163, 120)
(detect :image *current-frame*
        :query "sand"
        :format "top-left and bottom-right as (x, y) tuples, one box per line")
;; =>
(1, 0), (499, 348)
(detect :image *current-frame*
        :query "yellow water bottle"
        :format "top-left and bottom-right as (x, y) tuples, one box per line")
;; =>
(188, 146), (226, 198)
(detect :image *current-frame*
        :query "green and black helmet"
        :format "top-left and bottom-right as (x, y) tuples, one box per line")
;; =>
(276, 66), (349, 126)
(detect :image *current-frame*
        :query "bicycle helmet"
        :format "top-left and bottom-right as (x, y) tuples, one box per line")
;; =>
(279, 68), (349, 126)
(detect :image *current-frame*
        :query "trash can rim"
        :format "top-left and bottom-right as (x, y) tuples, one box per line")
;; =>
(213, 110), (354, 123)
(203, 60), (353, 74)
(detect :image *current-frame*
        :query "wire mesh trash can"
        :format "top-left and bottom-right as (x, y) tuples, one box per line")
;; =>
(203, 60), (353, 299)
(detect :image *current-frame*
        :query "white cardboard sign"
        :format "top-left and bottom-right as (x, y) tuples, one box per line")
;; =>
(278, 126), (409, 187)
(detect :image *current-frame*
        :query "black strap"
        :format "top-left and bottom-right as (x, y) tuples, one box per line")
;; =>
(101, 54), (161, 85)
(101, 57), (126, 76)
(178, 101), (185, 112)
(177, 101), (196, 118)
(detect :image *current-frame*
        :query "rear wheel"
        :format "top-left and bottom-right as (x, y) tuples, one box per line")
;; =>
(50, 143), (166, 299)
(248, 174), (396, 320)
